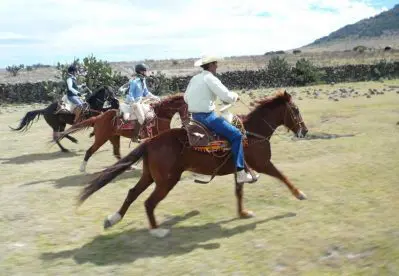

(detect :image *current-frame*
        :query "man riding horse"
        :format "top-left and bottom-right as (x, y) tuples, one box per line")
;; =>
(184, 55), (258, 184)
(125, 63), (161, 142)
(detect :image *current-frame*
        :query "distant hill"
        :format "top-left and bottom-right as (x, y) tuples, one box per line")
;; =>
(303, 4), (399, 51)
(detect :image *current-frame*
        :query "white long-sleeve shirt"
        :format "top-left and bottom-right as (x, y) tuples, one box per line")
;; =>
(184, 70), (238, 113)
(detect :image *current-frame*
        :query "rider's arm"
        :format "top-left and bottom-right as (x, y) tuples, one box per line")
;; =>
(66, 78), (81, 96)
(142, 81), (160, 100)
(204, 74), (238, 104)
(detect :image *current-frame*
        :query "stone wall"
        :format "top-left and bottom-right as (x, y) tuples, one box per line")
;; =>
(1, 62), (398, 104)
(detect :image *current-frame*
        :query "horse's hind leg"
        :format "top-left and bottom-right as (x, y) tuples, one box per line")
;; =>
(104, 162), (154, 229)
(262, 161), (307, 200)
(109, 135), (121, 160)
(52, 124), (70, 153)
(145, 174), (182, 238)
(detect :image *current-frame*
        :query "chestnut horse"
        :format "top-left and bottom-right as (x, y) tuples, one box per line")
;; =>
(77, 91), (308, 238)
(55, 94), (189, 172)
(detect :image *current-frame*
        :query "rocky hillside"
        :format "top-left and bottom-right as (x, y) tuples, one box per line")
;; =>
(303, 4), (399, 51)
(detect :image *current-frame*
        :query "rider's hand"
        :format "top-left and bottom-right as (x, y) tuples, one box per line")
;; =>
(77, 93), (82, 97)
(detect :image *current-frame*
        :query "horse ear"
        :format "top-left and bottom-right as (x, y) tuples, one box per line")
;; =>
(284, 90), (292, 102)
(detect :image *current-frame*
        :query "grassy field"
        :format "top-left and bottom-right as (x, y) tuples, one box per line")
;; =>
(0, 80), (399, 275)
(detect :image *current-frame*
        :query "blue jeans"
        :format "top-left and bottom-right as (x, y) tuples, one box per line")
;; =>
(192, 111), (244, 170)
(68, 95), (83, 106)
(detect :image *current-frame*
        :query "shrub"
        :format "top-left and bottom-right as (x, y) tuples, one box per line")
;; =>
(57, 55), (123, 90)
(266, 56), (291, 86)
(291, 58), (321, 85)
(6, 64), (24, 76)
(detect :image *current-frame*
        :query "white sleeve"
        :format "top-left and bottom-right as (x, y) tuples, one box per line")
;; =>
(67, 78), (80, 95)
(183, 80), (193, 104)
(204, 75), (238, 103)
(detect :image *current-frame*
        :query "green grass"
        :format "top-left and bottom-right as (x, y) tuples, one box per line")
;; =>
(0, 80), (399, 275)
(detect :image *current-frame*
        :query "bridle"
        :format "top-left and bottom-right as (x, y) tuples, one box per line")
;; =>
(242, 100), (306, 140)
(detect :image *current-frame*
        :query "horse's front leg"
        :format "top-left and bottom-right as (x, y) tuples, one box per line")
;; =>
(262, 161), (307, 200)
(235, 181), (255, 219)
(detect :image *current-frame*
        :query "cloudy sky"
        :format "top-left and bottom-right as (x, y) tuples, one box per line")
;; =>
(0, 0), (396, 67)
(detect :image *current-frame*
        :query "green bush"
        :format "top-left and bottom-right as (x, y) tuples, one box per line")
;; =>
(57, 55), (123, 90)
(6, 64), (24, 76)
(353, 45), (367, 53)
(291, 58), (321, 85)
(266, 56), (290, 86)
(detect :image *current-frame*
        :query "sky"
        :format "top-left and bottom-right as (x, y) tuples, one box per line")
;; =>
(0, 0), (397, 67)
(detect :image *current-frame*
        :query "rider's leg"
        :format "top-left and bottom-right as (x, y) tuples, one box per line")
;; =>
(68, 96), (84, 124)
(131, 103), (145, 142)
(192, 112), (254, 184)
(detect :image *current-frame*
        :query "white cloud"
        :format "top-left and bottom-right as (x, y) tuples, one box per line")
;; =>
(0, 0), (387, 66)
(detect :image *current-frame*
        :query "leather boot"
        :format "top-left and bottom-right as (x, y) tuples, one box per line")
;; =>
(73, 106), (83, 124)
(131, 121), (142, 143)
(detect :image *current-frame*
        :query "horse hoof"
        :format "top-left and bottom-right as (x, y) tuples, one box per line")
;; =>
(61, 149), (70, 153)
(240, 210), (255, 218)
(296, 191), (307, 200)
(149, 228), (170, 238)
(80, 161), (87, 173)
(104, 213), (121, 229)
(104, 218), (112, 229)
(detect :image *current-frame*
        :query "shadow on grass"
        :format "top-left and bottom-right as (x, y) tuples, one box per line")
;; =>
(21, 168), (143, 189)
(40, 211), (296, 265)
(0, 150), (83, 165)
(292, 132), (356, 141)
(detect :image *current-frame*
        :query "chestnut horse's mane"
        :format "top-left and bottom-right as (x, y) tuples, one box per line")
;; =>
(242, 90), (292, 122)
(153, 93), (185, 107)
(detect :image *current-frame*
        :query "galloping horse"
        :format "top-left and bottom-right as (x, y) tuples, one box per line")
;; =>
(77, 91), (308, 238)
(55, 94), (188, 172)
(10, 86), (119, 152)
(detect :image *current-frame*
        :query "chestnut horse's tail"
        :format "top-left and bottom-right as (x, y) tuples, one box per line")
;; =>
(55, 116), (98, 142)
(78, 141), (147, 205)
(9, 108), (46, 132)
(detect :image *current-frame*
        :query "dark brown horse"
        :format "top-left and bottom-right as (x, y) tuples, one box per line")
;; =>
(10, 86), (119, 152)
(55, 94), (188, 172)
(77, 91), (308, 238)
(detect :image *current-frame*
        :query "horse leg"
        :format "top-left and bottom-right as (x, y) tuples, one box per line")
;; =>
(262, 161), (307, 200)
(109, 135), (121, 160)
(104, 164), (154, 229)
(145, 175), (181, 238)
(53, 124), (69, 153)
(235, 182), (255, 219)
(64, 134), (78, 144)
(80, 137), (109, 172)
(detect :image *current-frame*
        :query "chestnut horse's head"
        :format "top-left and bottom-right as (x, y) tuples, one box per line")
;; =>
(151, 93), (188, 122)
(245, 90), (308, 138)
(282, 91), (308, 138)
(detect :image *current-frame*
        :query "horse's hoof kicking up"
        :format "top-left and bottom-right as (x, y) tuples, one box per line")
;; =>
(149, 228), (170, 238)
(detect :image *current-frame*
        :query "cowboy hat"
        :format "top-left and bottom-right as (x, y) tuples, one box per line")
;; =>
(194, 55), (222, 67)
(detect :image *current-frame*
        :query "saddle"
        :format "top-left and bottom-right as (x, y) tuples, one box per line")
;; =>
(118, 102), (155, 122)
(55, 95), (82, 114)
(184, 115), (248, 153)
(116, 114), (157, 139)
